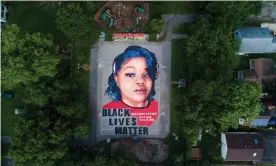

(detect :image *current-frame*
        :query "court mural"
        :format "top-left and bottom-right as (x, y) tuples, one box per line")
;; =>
(94, 41), (171, 141)
(102, 46), (159, 135)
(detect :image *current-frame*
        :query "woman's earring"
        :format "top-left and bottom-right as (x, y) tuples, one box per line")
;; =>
(117, 84), (119, 87)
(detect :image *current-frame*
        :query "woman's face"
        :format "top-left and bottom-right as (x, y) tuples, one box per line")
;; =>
(114, 57), (153, 107)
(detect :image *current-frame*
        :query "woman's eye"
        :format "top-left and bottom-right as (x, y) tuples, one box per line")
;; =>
(125, 73), (135, 77)
(143, 74), (149, 78)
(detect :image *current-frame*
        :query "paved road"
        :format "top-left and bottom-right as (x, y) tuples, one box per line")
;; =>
(163, 14), (198, 40)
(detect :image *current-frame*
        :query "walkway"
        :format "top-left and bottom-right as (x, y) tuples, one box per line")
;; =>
(162, 14), (198, 40)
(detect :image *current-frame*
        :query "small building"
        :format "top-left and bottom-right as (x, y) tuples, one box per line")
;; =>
(250, 116), (272, 128)
(234, 27), (276, 55)
(221, 132), (264, 162)
(190, 148), (201, 160)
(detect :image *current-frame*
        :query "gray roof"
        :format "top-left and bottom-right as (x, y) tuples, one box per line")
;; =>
(237, 27), (272, 39)
(235, 27), (276, 54)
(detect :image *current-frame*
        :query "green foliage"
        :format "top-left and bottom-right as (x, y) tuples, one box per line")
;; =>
(217, 82), (262, 130)
(206, 2), (262, 28)
(8, 111), (72, 166)
(39, 1), (62, 9)
(89, 157), (139, 166)
(149, 33), (157, 41)
(1, 24), (59, 89)
(105, 33), (113, 41)
(23, 83), (49, 106)
(186, 16), (239, 81)
(56, 3), (91, 40)
(178, 80), (262, 136)
(149, 19), (164, 33)
(1, 24), (23, 55)
(56, 102), (86, 118)
(73, 122), (89, 138)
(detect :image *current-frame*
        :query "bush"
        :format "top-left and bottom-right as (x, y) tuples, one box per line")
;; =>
(105, 33), (113, 41)
(149, 33), (156, 41)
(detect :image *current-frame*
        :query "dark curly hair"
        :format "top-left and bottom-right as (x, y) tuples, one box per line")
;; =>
(105, 45), (159, 102)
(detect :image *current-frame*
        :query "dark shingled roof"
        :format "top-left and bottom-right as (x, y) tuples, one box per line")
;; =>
(225, 132), (264, 161)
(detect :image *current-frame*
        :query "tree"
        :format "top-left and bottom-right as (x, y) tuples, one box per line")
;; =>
(56, 3), (91, 40)
(39, 1), (62, 8)
(8, 110), (72, 166)
(217, 82), (262, 130)
(186, 16), (239, 81)
(149, 19), (165, 34)
(1, 24), (23, 55)
(73, 122), (89, 138)
(205, 2), (262, 28)
(23, 83), (50, 106)
(1, 24), (60, 89)
(178, 80), (262, 137)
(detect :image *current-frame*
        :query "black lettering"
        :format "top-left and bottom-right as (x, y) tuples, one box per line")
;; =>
(109, 118), (113, 125)
(112, 108), (117, 116)
(115, 127), (122, 134)
(119, 118), (124, 125)
(132, 118), (136, 125)
(143, 127), (148, 135)
(118, 109), (123, 116)
(125, 109), (130, 116)
(133, 127), (137, 134)
(103, 109), (107, 116)
(139, 127), (143, 134)
(126, 118), (130, 125)
(128, 127), (132, 134)
(123, 127), (127, 134)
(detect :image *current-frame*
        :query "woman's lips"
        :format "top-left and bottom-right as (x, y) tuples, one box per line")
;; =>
(135, 89), (146, 94)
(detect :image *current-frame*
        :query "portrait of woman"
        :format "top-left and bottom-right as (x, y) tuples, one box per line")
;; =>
(103, 45), (159, 109)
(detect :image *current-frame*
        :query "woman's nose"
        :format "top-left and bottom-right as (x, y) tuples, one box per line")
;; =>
(136, 76), (145, 84)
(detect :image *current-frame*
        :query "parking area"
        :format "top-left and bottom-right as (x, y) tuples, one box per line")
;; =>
(89, 40), (171, 144)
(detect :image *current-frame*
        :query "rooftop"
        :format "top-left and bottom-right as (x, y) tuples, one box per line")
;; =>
(237, 27), (272, 39)
(225, 132), (264, 149)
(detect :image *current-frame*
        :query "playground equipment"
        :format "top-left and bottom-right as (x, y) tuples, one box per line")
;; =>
(101, 9), (115, 21)
(134, 5), (145, 25)
(135, 5), (145, 13)
(101, 9), (108, 21)
(109, 18), (114, 28)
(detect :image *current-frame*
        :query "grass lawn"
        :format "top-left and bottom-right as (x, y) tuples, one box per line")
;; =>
(150, 1), (205, 18)
(163, 39), (193, 158)
(7, 2), (67, 41)
(2, 2), (68, 137)
(200, 133), (222, 163)
(172, 23), (193, 34)
(1, 86), (24, 137)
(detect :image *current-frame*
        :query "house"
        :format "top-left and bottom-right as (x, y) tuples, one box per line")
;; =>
(221, 132), (264, 161)
(237, 58), (276, 87)
(234, 27), (276, 55)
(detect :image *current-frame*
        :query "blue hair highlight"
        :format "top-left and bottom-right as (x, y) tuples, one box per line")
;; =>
(105, 46), (158, 102)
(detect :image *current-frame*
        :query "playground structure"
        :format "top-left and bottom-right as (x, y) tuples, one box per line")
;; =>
(133, 5), (146, 26)
(94, 1), (149, 32)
